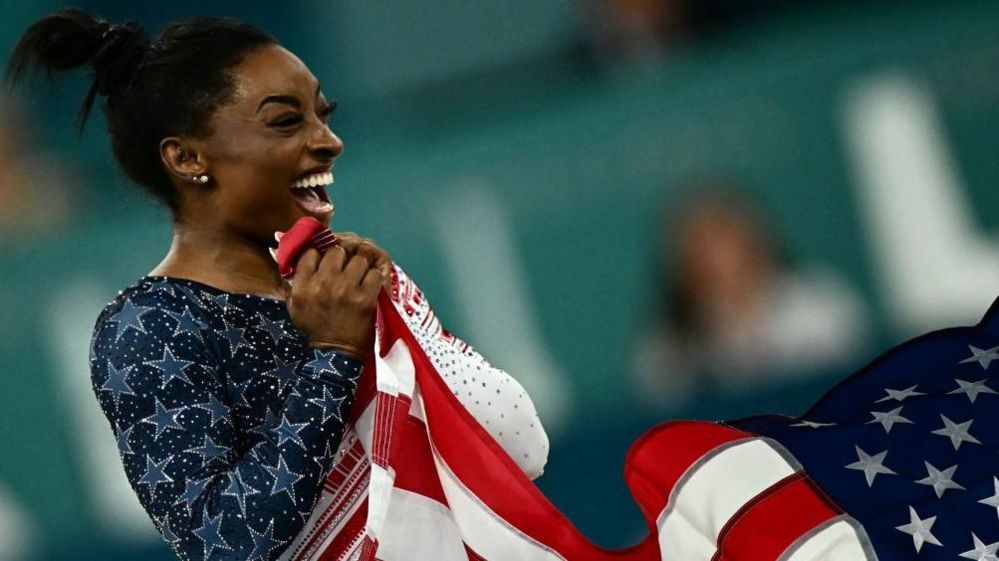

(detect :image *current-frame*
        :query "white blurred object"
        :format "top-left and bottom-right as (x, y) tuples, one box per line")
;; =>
(0, 486), (36, 561)
(432, 182), (573, 432)
(633, 266), (868, 409)
(46, 279), (160, 543)
(843, 73), (999, 334)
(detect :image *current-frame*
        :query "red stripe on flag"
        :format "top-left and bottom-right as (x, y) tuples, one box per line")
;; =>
(375, 292), (659, 560)
(622, 421), (751, 523)
(371, 394), (411, 468)
(315, 499), (368, 561)
(464, 544), (487, 561)
(714, 474), (840, 561)
(390, 415), (449, 505)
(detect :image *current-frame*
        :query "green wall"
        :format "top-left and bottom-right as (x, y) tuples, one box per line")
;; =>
(2, 0), (999, 556)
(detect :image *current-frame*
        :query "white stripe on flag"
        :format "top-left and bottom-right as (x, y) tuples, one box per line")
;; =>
(656, 437), (800, 561)
(354, 401), (376, 460)
(377, 488), (468, 561)
(432, 446), (567, 561)
(366, 463), (395, 542)
(779, 516), (879, 561)
(374, 339), (417, 398)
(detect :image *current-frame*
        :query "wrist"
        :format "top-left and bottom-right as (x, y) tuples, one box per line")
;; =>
(307, 340), (364, 359)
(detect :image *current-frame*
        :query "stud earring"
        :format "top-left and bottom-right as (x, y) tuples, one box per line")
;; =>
(189, 174), (210, 184)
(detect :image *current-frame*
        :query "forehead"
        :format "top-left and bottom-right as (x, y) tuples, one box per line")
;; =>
(231, 44), (319, 102)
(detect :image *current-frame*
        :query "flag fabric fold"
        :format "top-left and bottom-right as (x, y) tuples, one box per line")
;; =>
(276, 220), (999, 560)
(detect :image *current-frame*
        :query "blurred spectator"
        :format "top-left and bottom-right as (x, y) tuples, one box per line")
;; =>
(576, 0), (851, 69)
(0, 96), (73, 237)
(631, 185), (869, 410)
(581, 0), (690, 65)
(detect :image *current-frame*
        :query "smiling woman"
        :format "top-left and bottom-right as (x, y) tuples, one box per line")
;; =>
(5, 8), (550, 561)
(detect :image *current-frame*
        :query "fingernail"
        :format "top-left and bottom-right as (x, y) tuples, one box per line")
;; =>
(274, 231), (284, 242)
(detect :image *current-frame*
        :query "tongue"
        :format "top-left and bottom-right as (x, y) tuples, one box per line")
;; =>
(291, 187), (331, 213)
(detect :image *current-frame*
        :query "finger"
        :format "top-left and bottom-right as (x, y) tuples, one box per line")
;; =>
(343, 254), (372, 286)
(294, 248), (321, 284)
(317, 245), (348, 277)
(361, 267), (384, 297)
(334, 233), (362, 256)
(354, 242), (385, 268)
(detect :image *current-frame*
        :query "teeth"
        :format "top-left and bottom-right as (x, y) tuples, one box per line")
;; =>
(291, 171), (334, 190)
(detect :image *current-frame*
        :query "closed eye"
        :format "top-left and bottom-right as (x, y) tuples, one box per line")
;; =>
(271, 116), (302, 128)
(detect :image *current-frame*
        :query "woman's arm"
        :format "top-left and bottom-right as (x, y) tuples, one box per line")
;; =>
(390, 264), (550, 479)
(89, 290), (361, 561)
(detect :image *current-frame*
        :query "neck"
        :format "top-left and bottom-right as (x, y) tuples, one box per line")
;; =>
(150, 223), (286, 300)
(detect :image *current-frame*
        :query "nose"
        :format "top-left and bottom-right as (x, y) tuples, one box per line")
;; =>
(308, 120), (344, 161)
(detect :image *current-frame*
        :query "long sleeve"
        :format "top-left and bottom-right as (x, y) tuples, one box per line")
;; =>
(89, 285), (362, 561)
(390, 264), (550, 479)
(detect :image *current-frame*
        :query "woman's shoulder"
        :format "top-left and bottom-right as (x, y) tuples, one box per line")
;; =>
(91, 276), (221, 343)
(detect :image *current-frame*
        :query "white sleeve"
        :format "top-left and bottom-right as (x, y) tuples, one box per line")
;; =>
(388, 264), (550, 479)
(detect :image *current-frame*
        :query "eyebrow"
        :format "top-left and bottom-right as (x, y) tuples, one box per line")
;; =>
(257, 83), (323, 113)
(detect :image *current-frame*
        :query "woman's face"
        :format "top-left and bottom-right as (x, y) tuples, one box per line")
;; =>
(182, 44), (342, 243)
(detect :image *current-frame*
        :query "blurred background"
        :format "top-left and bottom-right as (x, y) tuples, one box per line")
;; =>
(2, 0), (999, 558)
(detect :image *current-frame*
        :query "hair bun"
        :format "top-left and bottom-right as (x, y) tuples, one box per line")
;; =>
(91, 21), (149, 97)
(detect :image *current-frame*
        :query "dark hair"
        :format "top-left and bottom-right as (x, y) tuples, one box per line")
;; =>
(5, 8), (277, 212)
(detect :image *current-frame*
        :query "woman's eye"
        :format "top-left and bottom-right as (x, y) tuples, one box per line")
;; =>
(271, 115), (302, 128)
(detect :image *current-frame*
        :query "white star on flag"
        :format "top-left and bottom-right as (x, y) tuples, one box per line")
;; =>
(931, 415), (982, 450)
(959, 533), (999, 561)
(875, 384), (925, 403)
(915, 461), (965, 498)
(895, 506), (942, 552)
(845, 445), (896, 486)
(978, 477), (999, 518)
(960, 345), (999, 370)
(948, 378), (998, 403)
(867, 406), (914, 434)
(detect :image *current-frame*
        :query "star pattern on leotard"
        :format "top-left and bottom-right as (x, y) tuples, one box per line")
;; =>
(192, 394), (230, 427)
(309, 385), (347, 424)
(100, 360), (135, 408)
(166, 306), (206, 342)
(193, 507), (231, 559)
(89, 277), (362, 561)
(184, 434), (228, 462)
(255, 312), (289, 344)
(110, 299), (154, 342)
(264, 455), (304, 503)
(222, 467), (260, 518)
(147, 345), (195, 388)
(180, 477), (211, 512)
(262, 355), (299, 394)
(248, 520), (283, 561)
(274, 415), (308, 450)
(142, 398), (186, 440)
(138, 454), (174, 495)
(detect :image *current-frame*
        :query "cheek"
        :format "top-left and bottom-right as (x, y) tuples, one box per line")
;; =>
(214, 138), (297, 209)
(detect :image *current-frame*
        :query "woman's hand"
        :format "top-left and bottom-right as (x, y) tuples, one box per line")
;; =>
(335, 232), (393, 290)
(284, 246), (384, 358)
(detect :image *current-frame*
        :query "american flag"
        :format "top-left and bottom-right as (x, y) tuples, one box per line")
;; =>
(276, 219), (999, 560)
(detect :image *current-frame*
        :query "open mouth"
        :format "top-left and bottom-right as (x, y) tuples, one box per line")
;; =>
(290, 170), (335, 218)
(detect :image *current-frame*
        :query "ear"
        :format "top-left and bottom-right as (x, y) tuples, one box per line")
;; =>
(160, 137), (208, 182)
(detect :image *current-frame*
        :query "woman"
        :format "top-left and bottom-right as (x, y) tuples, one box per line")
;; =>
(7, 9), (547, 560)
